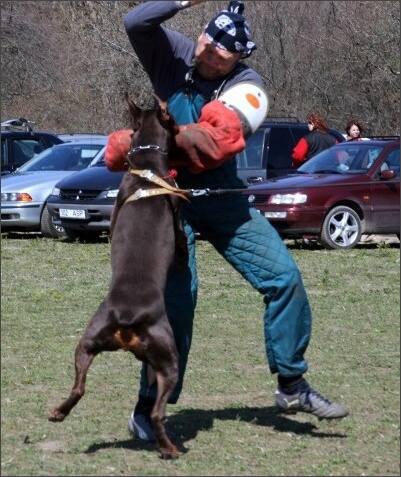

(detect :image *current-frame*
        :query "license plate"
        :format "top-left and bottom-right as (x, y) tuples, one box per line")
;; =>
(59, 208), (86, 219)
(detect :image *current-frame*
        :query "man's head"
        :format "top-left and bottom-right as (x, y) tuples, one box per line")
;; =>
(194, 1), (256, 80)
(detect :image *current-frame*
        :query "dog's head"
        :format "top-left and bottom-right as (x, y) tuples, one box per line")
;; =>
(124, 92), (179, 138)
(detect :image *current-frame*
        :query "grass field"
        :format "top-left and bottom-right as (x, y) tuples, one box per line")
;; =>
(1, 233), (400, 476)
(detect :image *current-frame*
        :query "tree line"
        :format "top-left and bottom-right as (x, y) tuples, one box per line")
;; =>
(1, 1), (400, 137)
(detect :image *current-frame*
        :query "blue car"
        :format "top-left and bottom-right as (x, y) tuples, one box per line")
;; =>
(46, 154), (124, 241)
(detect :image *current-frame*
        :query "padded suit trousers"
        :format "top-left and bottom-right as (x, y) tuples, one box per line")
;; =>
(139, 192), (312, 403)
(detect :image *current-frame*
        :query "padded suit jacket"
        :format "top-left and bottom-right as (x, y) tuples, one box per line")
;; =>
(123, 1), (263, 188)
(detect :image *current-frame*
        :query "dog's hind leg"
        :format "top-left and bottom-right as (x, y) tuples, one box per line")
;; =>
(49, 339), (96, 421)
(143, 322), (180, 459)
(49, 301), (119, 422)
(151, 366), (179, 459)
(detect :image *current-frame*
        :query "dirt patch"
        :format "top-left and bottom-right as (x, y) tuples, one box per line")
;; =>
(37, 440), (67, 453)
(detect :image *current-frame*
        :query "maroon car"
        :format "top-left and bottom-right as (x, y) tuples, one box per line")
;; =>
(244, 139), (400, 249)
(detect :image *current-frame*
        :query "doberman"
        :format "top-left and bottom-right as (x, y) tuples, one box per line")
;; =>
(49, 92), (189, 459)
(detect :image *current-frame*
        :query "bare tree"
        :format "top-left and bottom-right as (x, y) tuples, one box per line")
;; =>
(1, 1), (399, 135)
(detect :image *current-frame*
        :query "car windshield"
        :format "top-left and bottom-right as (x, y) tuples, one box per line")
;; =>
(90, 154), (107, 167)
(17, 143), (104, 172)
(298, 143), (385, 174)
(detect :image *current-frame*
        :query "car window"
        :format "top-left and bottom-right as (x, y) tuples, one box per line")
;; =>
(385, 148), (400, 177)
(17, 144), (104, 172)
(3, 138), (42, 167)
(236, 128), (266, 168)
(42, 135), (64, 148)
(299, 144), (387, 174)
(267, 126), (307, 175)
(366, 147), (383, 169)
(349, 146), (384, 170)
(88, 146), (106, 166)
(1, 139), (7, 166)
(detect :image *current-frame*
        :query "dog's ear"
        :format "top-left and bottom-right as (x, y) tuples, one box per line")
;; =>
(153, 93), (170, 121)
(152, 92), (179, 134)
(152, 93), (167, 114)
(125, 92), (142, 131)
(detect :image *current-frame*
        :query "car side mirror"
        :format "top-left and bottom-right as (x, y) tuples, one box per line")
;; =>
(380, 169), (396, 180)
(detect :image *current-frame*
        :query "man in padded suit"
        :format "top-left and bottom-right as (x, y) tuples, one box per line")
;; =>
(110, 0), (349, 441)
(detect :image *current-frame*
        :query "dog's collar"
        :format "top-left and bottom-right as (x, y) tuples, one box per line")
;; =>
(125, 169), (190, 203)
(128, 144), (168, 155)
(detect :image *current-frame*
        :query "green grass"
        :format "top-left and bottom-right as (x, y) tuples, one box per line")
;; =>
(1, 233), (400, 476)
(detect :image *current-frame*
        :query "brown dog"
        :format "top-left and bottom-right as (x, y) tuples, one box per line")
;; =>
(49, 93), (188, 459)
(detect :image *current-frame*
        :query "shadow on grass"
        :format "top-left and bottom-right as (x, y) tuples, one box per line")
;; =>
(84, 405), (347, 456)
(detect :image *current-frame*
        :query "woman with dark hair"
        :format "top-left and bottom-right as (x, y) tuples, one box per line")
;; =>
(345, 118), (364, 141)
(292, 111), (338, 168)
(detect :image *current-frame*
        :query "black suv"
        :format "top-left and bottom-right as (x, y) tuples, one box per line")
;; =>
(236, 118), (345, 185)
(1, 118), (64, 175)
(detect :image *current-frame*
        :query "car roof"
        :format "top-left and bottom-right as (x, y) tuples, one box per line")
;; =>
(333, 139), (400, 146)
(58, 133), (107, 142)
(1, 129), (62, 138)
(52, 137), (107, 145)
(258, 119), (345, 141)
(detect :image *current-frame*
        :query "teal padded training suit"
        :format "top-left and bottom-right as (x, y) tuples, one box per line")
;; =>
(124, 1), (311, 402)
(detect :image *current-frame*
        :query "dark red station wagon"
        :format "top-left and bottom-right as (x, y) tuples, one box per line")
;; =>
(244, 139), (400, 249)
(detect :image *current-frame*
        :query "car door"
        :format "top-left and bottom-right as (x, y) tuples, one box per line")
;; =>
(266, 125), (308, 179)
(235, 127), (268, 185)
(367, 146), (400, 232)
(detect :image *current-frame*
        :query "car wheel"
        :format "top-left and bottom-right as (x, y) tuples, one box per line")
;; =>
(320, 205), (362, 250)
(40, 206), (66, 238)
(63, 227), (101, 242)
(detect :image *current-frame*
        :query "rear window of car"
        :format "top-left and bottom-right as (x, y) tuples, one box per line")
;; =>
(1, 138), (42, 167)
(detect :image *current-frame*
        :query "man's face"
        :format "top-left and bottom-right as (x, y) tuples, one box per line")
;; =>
(194, 32), (242, 80)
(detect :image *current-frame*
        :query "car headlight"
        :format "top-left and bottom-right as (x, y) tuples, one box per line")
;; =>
(269, 193), (307, 205)
(106, 189), (119, 199)
(51, 187), (60, 196)
(1, 192), (33, 202)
